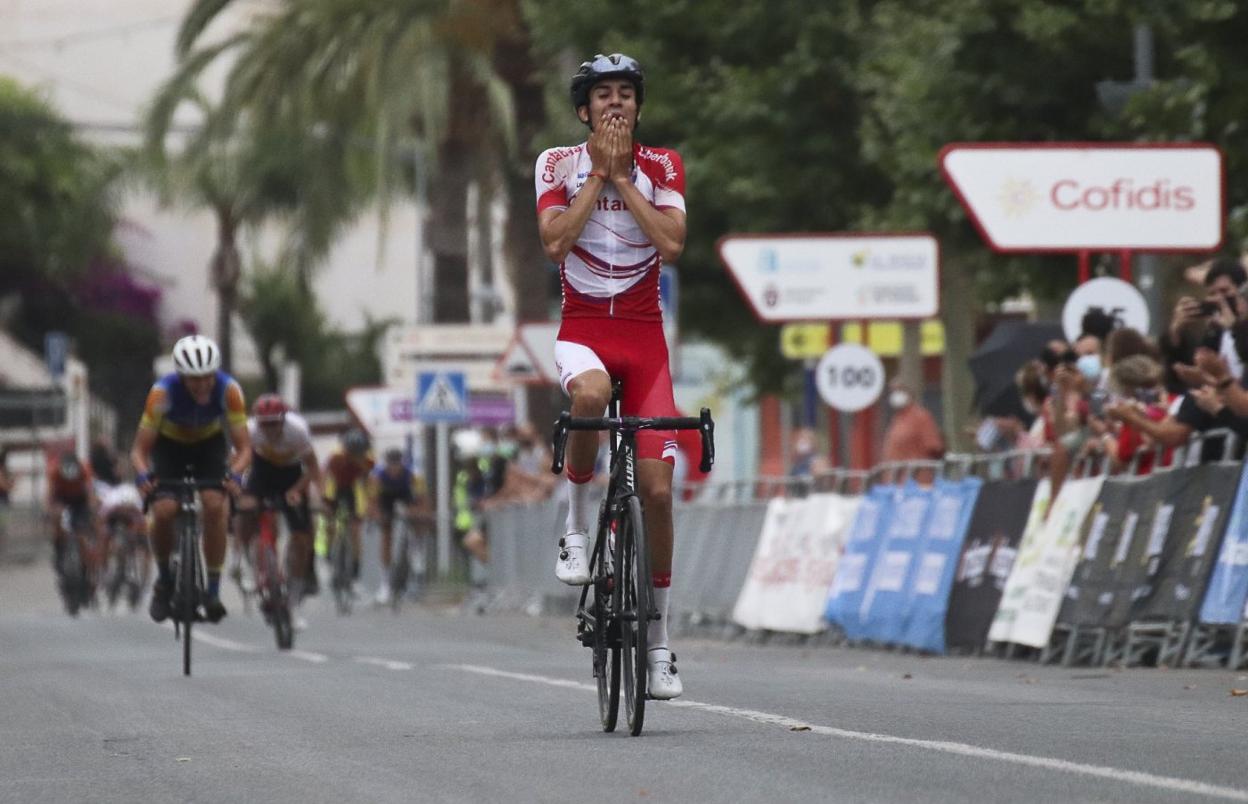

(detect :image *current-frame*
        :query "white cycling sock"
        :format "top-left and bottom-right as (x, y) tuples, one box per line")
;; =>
(648, 583), (671, 652)
(565, 473), (595, 535)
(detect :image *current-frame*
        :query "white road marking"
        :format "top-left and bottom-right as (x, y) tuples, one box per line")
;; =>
(449, 664), (1248, 803)
(287, 650), (329, 663)
(356, 657), (414, 671)
(185, 629), (263, 653)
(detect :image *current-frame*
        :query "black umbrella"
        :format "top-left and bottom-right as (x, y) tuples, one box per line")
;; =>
(968, 321), (1065, 418)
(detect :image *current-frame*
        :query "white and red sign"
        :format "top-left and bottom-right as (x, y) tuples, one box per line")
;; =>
(940, 143), (1223, 252)
(717, 233), (940, 322)
(815, 343), (885, 413)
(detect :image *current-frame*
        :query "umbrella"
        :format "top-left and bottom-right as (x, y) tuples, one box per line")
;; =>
(968, 320), (1065, 419)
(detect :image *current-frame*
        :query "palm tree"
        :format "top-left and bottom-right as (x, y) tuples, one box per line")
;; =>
(143, 36), (378, 369)
(170, 0), (525, 326)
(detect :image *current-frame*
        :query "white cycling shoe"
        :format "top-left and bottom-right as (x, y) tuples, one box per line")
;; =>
(375, 581), (392, 606)
(647, 648), (683, 700)
(555, 532), (591, 586)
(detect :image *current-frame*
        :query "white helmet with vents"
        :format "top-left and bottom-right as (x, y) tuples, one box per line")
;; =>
(171, 335), (221, 377)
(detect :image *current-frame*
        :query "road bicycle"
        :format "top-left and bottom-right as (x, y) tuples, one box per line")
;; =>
(328, 499), (355, 615)
(103, 513), (149, 612)
(55, 507), (99, 617)
(551, 389), (714, 736)
(162, 468), (216, 677)
(386, 502), (426, 613)
(253, 496), (294, 650)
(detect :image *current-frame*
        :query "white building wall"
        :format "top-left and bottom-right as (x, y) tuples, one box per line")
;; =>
(0, 0), (429, 374)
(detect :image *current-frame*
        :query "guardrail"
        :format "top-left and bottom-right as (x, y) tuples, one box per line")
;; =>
(481, 431), (1248, 670)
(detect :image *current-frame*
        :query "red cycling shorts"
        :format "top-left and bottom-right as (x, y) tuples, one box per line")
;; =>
(555, 317), (678, 464)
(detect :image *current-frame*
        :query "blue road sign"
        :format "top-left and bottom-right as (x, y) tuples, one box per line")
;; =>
(415, 370), (468, 423)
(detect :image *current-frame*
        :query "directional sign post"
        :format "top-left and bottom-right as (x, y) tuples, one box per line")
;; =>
(415, 370), (467, 578)
(717, 233), (940, 323)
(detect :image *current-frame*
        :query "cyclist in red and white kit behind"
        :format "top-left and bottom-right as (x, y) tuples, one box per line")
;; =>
(535, 53), (687, 699)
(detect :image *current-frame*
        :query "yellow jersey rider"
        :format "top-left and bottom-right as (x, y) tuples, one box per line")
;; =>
(131, 335), (250, 624)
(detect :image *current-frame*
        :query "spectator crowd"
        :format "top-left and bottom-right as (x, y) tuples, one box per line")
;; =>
(978, 257), (1248, 492)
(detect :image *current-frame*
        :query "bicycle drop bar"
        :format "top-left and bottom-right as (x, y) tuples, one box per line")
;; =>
(550, 408), (715, 475)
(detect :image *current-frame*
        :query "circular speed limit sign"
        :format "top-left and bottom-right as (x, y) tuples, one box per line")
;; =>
(815, 343), (885, 412)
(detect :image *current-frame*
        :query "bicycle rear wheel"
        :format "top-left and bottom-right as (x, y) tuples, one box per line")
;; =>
(620, 495), (651, 736)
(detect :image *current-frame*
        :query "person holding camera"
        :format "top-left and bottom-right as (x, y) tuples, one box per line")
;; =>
(1167, 257), (1248, 386)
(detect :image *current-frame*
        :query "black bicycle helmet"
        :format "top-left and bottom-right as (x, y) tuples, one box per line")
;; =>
(342, 428), (370, 456)
(570, 53), (645, 112)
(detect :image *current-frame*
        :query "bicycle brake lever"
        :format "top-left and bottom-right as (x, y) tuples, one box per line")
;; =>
(551, 412), (572, 475)
(698, 408), (716, 473)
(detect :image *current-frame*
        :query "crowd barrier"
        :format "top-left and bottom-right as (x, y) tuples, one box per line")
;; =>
(483, 495), (769, 630)
(481, 433), (1248, 669)
(0, 504), (44, 565)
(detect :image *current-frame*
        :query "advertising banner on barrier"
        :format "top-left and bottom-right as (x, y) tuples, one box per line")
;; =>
(1200, 463), (1248, 625)
(1058, 477), (1141, 627)
(946, 477), (1042, 651)
(731, 494), (861, 634)
(989, 475), (1104, 648)
(850, 482), (935, 643)
(1102, 476), (1180, 629)
(1129, 463), (1239, 622)
(825, 486), (893, 635)
(900, 477), (983, 653)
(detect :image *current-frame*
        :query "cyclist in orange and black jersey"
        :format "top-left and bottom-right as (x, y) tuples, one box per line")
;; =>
(323, 429), (373, 588)
(46, 451), (100, 574)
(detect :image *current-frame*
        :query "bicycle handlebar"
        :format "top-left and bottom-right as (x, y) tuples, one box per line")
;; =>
(550, 408), (716, 476)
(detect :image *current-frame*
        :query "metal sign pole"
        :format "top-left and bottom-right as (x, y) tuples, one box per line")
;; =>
(435, 421), (451, 578)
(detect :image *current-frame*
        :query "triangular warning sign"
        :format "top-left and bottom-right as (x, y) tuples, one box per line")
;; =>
(493, 337), (544, 384)
(417, 374), (465, 416)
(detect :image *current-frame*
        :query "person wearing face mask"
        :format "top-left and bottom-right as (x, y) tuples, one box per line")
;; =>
(789, 427), (830, 478)
(881, 379), (945, 464)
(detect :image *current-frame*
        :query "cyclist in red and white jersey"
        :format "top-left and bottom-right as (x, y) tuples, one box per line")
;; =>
(535, 53), (686, 699)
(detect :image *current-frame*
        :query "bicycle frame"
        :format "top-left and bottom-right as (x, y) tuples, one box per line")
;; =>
(550, 387), (715, 735)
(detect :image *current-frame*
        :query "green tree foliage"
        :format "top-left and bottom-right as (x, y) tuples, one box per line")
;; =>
(238, 266), (393, 409)
(525, 1), (889, 393)
(0, 76), (117, 288)
(523, 0), (1248, 397)
(0, 76), (161, 436)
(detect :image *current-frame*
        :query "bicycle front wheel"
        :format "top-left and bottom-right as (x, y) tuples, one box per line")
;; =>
(620, 495), (651, 736)
(179, 517), (197, 677)
(390, 529), (410, 613)
(330, 524), (352, 615)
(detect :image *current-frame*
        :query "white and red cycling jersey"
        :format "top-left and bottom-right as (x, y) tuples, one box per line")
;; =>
(534, 141), (685, 321)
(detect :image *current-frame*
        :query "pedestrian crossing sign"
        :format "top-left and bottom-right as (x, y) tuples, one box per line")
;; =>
(414, 370), (468, 423)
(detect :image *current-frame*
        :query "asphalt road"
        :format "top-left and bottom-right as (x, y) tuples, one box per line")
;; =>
(3, 562), (1248, 804)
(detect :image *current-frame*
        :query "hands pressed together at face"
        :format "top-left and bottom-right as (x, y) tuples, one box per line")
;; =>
(587, 116), (633, 182)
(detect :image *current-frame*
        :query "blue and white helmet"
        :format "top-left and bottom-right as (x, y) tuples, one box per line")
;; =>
(171, 335), (221, 377)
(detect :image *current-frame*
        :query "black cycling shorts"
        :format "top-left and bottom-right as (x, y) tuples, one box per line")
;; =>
(244, 455), (310, 533)
(152, 434), (228, 488)
(377, 489), (415, 518)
